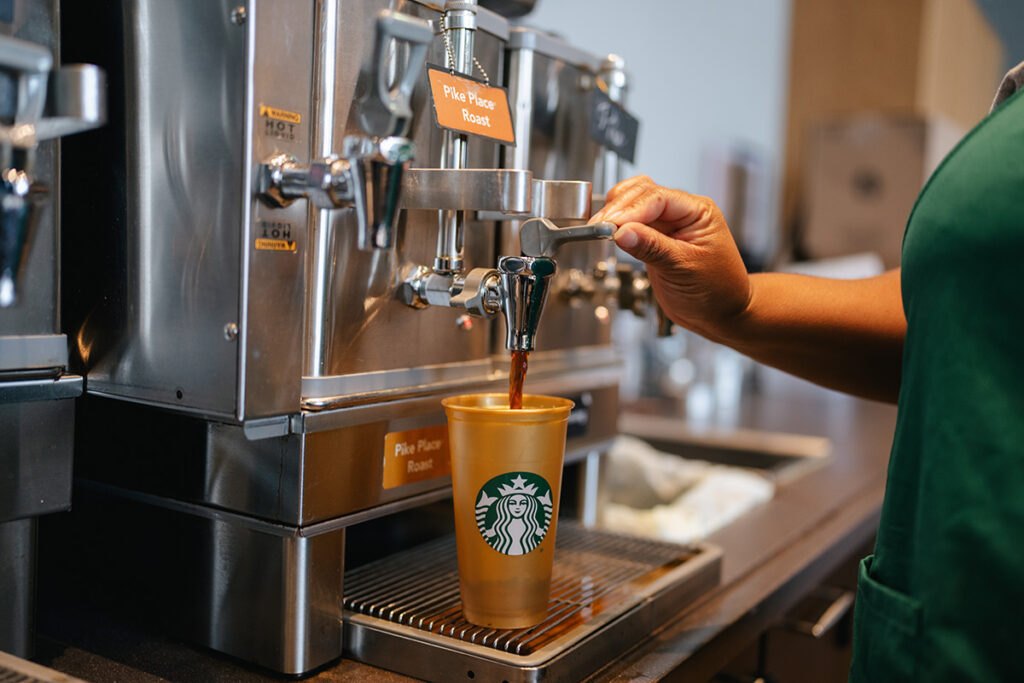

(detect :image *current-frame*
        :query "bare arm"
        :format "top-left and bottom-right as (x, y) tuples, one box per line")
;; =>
(719, 270), (904, 402)
(593, 176), (905, 403)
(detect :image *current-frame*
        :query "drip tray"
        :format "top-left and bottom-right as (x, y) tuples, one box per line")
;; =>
(343, 522), (722, 682)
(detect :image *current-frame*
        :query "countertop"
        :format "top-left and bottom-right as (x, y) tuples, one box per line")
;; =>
(34, 375), (897, 682)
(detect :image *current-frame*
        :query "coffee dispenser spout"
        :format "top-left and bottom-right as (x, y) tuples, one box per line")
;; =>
(496, 255), (556, 352)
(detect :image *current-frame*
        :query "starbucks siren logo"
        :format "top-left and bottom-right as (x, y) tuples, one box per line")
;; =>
(475, 472), (553, 556)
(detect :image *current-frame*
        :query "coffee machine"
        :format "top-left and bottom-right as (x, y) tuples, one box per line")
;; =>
(0, 0), (104, 658)
(50, 0), (720, 678)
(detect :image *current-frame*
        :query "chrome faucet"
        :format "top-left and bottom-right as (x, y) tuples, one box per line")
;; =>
(257, 10), (431, 251)
(496, 255), (557, 352)
(0, 36), (105, 307)
(401, 219), (615, 352)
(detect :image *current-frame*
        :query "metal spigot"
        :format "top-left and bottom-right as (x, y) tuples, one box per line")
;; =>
(497, 256), (556, 352)
(257, 10), (430, 251)
(0, 169), (37, 307)
(496, 221), (612, 350)
(0, 35), (105, 308)
(399, 256), (556, 352)
(259, 134), (415, 250)
(520, 217), (657, 322)
(401, 217), (612, 350)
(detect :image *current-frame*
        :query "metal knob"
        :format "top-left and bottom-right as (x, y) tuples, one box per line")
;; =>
(497, 255), (556, 352)
(518, 217), (615, 258)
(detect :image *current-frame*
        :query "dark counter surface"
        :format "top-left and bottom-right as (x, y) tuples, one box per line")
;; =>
(600, 381), (896, 681)
(34, 376), (897, 682)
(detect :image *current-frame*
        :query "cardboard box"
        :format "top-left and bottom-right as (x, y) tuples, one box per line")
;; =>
(800, 115), (964, 268)
(781, 0), (1004, 243)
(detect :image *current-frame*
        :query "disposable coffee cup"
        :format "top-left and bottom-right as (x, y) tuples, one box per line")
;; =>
(442, 393), (574, 629)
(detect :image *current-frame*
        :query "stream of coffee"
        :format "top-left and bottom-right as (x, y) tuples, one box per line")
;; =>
(509, 350), (529, 409)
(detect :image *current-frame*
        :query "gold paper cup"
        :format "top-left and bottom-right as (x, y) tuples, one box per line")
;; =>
(442, 393), (574, 629)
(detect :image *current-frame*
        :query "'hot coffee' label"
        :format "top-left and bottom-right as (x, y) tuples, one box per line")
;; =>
(475, 472), (553, 556)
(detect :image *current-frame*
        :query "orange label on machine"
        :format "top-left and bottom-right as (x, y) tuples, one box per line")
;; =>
(427, 66), (516, 145)
(383, 424), (451, 489)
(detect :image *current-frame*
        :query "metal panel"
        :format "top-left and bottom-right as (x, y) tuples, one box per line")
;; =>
(508, 26), (601, 72)
(238, 0), (314, 419)
(0, 394), (74, 521)
(0, 374), (80, 402)
(72, 0), (245, 417)
(312, 1), (504, 385)
(0, 519), (34, 657)
(73, 374), (618, 526)
(59, 487), (346, 675)
(0, 334), (66, 371)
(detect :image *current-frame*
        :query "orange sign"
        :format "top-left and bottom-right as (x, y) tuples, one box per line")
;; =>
(382, 424), (451, 489)
(427, 66), (515, 145)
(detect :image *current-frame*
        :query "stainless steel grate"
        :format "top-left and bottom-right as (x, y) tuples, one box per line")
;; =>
(344, 522), (722, 682)
(346, 524), (688, 655)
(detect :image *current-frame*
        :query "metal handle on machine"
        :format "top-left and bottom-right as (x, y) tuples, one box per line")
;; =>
(0, 34), (51, 133)
(531, 179), (593, 221)
(399, 168), (533, 213)
(518, 217), (615, 258)
(785, 587), (855, 639)
(35, 64), (107, 141)
(360, 9), (433, 138)
(0, 34), (51, 74)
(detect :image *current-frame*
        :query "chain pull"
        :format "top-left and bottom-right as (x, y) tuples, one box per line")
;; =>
(438, 14), (489, 86)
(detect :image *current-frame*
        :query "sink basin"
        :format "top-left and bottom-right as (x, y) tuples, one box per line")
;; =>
(617, 413), (832, 486)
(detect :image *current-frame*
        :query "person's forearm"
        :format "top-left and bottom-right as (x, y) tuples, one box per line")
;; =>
(706, 269), (905, 403)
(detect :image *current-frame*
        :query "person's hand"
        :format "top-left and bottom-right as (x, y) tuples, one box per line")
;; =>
(592, 175), (751, 341)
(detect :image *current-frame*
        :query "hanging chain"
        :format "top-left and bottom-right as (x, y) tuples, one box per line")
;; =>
(472, 56), (489, 86)
(439, 14), (457, 76)
(438, 14), (489, 86)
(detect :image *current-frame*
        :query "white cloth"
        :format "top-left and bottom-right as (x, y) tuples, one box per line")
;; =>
(599, 436), (775, 545)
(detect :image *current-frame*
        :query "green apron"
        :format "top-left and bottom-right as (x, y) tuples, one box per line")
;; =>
(850, 90), (1024, 681)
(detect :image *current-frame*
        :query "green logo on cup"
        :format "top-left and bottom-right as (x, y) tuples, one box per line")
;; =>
(475, 472), (553, 556)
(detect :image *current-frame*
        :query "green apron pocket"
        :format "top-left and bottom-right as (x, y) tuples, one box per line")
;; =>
(850, 555), (923, 682)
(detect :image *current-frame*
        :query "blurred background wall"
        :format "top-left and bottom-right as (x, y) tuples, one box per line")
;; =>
(524, 0), (792, 247)
(520, 0), (1007, 270)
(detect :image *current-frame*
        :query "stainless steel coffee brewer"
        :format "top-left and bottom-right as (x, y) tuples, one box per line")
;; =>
(0, 0), (104, 657)
(50, 1), (713, 678)
(54, 0), (615, 673)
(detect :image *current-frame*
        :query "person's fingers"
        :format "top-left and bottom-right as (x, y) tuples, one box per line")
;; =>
(594, 182), (651, 223)
(613, 221), (690, 269)
(605, 175), (650, 202)
(592, 176), (652, 221)
(607, 188), (699, 237)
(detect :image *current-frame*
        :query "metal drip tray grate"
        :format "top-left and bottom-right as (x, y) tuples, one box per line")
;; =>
(343, 522), (721, 682)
